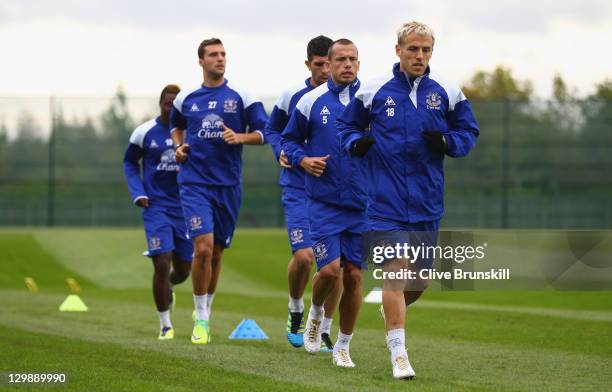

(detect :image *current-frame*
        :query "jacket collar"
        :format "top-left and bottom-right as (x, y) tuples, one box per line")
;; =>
(326, 78), (360, 95)
(201, 79), (228, 90)
(392, 62), (430, 89)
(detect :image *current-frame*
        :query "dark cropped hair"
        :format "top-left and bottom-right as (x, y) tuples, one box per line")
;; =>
(307, 35), (333, 61)
(327, 38), (356, 60)
(198, 38), (223, 59)
(159, 84), (180, 103)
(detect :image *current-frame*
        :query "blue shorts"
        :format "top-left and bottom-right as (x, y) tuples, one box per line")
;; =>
(308, 199), (368, 270)
(179, 184), (241, 248)
(282, 187), (312, 252)
(142, 205), (193, 262)
(368, 217), (440, 269)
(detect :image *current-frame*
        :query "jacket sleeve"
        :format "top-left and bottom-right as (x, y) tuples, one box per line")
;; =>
(444, 97), (479, 158)
(281, 106), (309, 167)
(122, 142), (146, 204)
(263, 105), (288, 159)
(170, 106), (187, 131)
(245, 101), (268, 144)
(337, 95), (371, 153)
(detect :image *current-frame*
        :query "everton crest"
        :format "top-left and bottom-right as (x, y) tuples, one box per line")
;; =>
(426, 92), (442, 110)
(149, 236), (161, 250)
(190, 215), (203, 230)
(290, 228), (304, 245)
(224, 99), (238, 113)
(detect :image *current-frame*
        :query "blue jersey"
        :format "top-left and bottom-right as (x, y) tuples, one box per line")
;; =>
(170, 80), (268, 187)
(338, 63), (480, 223)
(264, 78), (314, 189)
(281, 78), (367, 211)
(123, 117), (180, 208)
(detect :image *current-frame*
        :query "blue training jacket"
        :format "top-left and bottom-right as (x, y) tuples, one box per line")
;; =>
(337, 63), (479, 223)
(263, 78), (314, 189)
(281, 78), (367, 211)
(123, 117), (181, 208)
(170, 80), (268, 187)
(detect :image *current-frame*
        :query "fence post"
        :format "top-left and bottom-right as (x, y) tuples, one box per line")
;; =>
(47, 96), (56, 227)
(500, 99), (510, 228)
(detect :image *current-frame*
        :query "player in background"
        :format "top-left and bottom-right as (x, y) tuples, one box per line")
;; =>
(338, 21), (480, 379)
(123, 84), (193, 340)
(282, 39), (366, 368)
(171, 38), (268, 344)
(264, 35), (342, 351)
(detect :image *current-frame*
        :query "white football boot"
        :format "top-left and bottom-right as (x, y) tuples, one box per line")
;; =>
(304, 316), (322, 354)
(332, 348), (356, 368)
(392, 353), (416, 379)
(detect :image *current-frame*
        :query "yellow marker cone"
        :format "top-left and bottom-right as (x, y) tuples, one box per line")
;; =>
(66, 278), (81, 293)
(59, 294), (88, 312)
(24, 277), (39, 293)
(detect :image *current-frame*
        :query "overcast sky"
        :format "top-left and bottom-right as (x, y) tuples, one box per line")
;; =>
(1, 0), (611, 99)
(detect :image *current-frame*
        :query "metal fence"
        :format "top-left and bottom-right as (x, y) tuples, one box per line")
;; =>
(0, 95), (610, 228)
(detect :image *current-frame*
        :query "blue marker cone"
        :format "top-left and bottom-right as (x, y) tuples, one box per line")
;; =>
(229, 319), (268, 340)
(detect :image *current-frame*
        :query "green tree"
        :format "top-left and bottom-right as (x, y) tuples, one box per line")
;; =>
(9, 111), (47, 181)
(545, 74), (583, 132)
(99, 85), (134, 143)
(579, 79), (612, 193)
(15, 111), (43, 142)
(0, 119), (8, 144)
(54, 107), (98, 143)
(592, 79), (612, 100)
(553, 74), (568, 103)
(461, 66), (533, 101)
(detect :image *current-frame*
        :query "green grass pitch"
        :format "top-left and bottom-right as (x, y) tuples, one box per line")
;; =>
(0, 228), (610, 391)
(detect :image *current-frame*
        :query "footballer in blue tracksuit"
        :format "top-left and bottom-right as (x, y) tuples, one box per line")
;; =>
(337, 22), (480, 379)
(282, 39), (365, 368)
(170, 38), (268, 344)
(123, 84), (193, 340)
(264, 35), (340, 350)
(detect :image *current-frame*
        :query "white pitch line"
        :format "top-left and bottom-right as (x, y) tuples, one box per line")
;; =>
(412, 299), (612, 322)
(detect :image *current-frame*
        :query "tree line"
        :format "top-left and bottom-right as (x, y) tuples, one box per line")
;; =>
(0, 67), (610, 190)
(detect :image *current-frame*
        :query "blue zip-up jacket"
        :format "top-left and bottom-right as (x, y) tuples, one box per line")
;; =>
(338, 63), (479, 223)
(263, 78), (314, 189)
(170, 80), (268, 187)
(123, 117), (181, 208)
(281, 78), (367, 211)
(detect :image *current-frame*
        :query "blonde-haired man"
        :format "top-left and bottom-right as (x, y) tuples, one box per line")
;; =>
(338, 21), (480, 379)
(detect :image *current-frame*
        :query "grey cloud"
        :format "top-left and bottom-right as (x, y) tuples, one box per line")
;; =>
(1, 0), (401, 34)
(2, 0), (610, 36)
(444, 0), (609, 33)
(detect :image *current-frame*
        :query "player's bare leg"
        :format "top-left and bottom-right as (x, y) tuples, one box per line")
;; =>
(338, 262), (361, 334)
(192, 233), (214, 295)
(152, 252), (173, 339)
(286, 248), (313, 347)
(152, 252), (172, 312)
(288, 248), (313, 299)
(382, 291), (405, 330)
(381, 260), (427, 379)
(304, 258), (341, 353)
(170, 254), (191, 285)
(205, 244), (224, 319)
(191, 233), (214, 344)
(332, 261), (361, 367)
(164, 253), (191, 316)
(321, 271), (342, 351)
(403, 286), (426, 307)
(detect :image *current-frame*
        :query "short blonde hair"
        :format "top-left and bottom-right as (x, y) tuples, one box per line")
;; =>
(397, 21), (435, 46)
